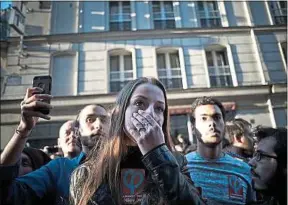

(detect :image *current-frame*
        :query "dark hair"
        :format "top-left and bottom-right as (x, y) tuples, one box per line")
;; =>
(226, 118), (252, 143)
(190, 96), (226, 124)
(74, 104), (107, 129)
(70, 77), (174, 205)
(23, 148), (51, 170)
(253, 126), (287, 169)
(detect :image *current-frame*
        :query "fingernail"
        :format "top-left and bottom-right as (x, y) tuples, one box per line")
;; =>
(138, 110), (144, 113)
(133, 113), (137, 117)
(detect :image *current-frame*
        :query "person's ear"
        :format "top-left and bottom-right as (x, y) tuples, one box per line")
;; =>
(234, 135), (242, 143)
(57, 138), (61, 147)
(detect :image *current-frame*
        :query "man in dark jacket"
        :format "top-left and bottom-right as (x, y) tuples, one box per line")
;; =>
(0, 87), (110, 205)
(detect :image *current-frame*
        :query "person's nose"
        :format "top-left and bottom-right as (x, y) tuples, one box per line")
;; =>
(248, 157), (256, 168)
(208, 118), (216, 128)
(71, 131), (77, 139)
(93, 118), (102, 131)
(145, 105), (156, 119)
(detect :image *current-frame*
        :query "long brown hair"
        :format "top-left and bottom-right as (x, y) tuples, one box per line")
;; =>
(70, 77), (174, 205)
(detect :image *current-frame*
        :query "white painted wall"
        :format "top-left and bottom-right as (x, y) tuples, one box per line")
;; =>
(224, 1), (248, 27)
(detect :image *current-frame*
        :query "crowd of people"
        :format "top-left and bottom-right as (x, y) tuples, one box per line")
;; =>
(0, 77), (286, 205)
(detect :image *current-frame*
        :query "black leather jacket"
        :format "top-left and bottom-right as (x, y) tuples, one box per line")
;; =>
(87, 144), (207, 205)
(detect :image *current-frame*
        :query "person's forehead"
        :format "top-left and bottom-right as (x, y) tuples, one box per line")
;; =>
(62, 121), (74, 131)
(131, 83), (165, 104)
(80, 105), (107, 117)
(21, 153), (31, 161)
(257, 137), (277, 155)
(195, 104), (222, 116)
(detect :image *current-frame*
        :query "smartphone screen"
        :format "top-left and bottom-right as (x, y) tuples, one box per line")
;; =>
(32, 75), (52, 115)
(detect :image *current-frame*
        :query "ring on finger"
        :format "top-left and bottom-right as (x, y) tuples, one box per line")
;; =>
(20, 100), (27, 107)
(139, 127), (146, 133)
(142, 122), (150, 129)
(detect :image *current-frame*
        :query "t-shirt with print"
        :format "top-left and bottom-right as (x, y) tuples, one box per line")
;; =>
(120, 147), (147, 205)
(185, 151), (255, 205)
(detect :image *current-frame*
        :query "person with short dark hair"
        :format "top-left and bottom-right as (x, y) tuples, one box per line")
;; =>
(249, 126), (287, 205)
(186, 96), (255, 205)
(20, 147), (51, 176)
(224, 118), (255, 162)
(0, 87), (110, 205)
(75, 104), (109, 154)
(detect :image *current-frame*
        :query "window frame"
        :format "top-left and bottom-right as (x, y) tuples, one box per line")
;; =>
(108, 49), (134, 92)
(269, 1), (287, 25)
(152, 1), (176, 29)
(203, 44), (237, 88)
(156, 48), (184, 89)
(197, 1), (222, 28)
(109, 1), (132, 31)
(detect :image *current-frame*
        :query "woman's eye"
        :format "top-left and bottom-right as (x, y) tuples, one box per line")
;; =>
(86, 117), (95, 123)
(22, 161), (31, 167)
(156, 107), (164, 112)
(135, 101), (144, 107)
(202, 117), (207, 121)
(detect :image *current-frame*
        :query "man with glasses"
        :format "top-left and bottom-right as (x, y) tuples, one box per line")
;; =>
(249, 126), (287, 205)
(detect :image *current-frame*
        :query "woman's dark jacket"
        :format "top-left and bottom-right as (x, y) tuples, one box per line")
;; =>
(85, 144), (207, 205)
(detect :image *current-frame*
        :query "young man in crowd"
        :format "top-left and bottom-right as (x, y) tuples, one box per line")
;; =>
(249, 126), (287, 205)
(224, 118), (255, 163)
(58, 120), (81, 158)
(185, 96), (255, 205)
(0, 87), (110, 205)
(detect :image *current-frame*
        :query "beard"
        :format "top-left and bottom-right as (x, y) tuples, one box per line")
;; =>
(80, 132), (105, 148)
(194, 128), (222, 148)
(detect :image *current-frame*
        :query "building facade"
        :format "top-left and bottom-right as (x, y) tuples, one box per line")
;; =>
(0, 1), (287, 149)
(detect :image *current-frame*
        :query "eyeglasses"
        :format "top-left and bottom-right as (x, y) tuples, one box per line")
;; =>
(253, 151), (278, 161)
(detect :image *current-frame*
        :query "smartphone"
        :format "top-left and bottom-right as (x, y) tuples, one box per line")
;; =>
(32, 75), (52, 115)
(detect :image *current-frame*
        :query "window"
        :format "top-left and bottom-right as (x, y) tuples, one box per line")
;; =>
(109, 51), (133, 92)
(6, 75), (21, 86)
(205, 48), (232, 87)
(152, 1), (175, 29)
(109, 1), (131, 31)
(270, 1), (287, 25)
(281, 42), (287, 64)
(197, 1), (221, 27)
(51, 54), (75, 96)
(157, 50), (182, 89)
